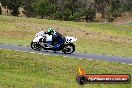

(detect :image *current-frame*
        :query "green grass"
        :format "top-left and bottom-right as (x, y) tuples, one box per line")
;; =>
(0, 49), (132, 88)
(0, 15), (132, 57)
(76, 38), (132, 57)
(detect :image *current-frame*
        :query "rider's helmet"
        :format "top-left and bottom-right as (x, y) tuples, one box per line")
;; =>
(48, 28), (54, 35)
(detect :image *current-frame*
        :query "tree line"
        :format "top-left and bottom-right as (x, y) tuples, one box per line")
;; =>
(0, 0), (131, 22)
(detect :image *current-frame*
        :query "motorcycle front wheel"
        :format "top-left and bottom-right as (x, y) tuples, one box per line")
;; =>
(62, 43), (75, 54)
(31, 41), (42, 51)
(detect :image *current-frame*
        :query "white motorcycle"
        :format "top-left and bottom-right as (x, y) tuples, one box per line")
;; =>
(31, 31), (77, 54)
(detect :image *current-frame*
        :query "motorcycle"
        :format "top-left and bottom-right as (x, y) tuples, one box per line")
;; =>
(31, 31), (77, 54)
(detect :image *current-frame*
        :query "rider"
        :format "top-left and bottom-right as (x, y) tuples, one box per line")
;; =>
(47, 28), (55, 35)
(43, 28), (55, 45)
(46, 28), (65, 51)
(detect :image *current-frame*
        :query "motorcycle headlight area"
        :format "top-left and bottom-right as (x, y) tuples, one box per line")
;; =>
(66, 39), (72, 43)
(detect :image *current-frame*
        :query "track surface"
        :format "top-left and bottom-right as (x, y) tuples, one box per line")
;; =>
(0, 44), (132, 64)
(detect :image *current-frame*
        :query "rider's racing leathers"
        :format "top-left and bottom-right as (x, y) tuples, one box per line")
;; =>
(52, 32), (65, 51)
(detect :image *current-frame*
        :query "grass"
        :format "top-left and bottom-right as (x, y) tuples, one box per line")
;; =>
(0, 15), (132, 57)
(76, 38), (132, 57)
(0, 49), (132, 88)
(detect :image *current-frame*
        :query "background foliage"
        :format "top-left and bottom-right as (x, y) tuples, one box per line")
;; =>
(0, 0), (132, 22)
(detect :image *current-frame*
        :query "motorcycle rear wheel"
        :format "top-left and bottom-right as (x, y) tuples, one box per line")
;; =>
(31, 41), (42, 51)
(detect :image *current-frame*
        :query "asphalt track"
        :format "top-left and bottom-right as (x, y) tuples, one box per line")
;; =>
(0, 44), (132, 64)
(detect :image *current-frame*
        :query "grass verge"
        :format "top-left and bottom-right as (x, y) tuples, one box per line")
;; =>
(0, 49), (132, 88)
